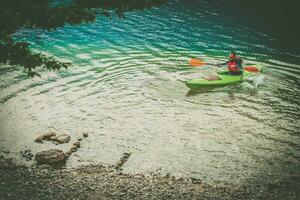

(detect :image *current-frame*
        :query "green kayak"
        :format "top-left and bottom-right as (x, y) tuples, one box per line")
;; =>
(185, 66), (262, 90)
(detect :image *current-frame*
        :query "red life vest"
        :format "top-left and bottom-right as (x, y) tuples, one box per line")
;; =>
(227, 61), (239, 72)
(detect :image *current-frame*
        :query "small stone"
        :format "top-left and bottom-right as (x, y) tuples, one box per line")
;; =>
(78, 138), (82, 141)
(55, 134), (70, 144)
(43, 132), (56, 139)
(83, 133), (88, 138)
(73, 141), (81, 148)
(34, 136), (44, 143)
(71, 147), (77, 153)
(50, 136), (58, 141)
(70, 145), (78, 152)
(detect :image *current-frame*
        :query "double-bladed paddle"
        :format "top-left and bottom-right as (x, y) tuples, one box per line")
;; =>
(188, 58), (259, 72)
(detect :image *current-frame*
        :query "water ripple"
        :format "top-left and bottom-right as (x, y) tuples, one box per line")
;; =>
(1, 0), (299, 187)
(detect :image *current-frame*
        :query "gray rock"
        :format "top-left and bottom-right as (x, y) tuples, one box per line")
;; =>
(55, 134), (70, 144)
(35, 149), (66, 165)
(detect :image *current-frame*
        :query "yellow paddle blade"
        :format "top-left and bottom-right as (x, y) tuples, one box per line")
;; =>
(189, 58), (207, 67)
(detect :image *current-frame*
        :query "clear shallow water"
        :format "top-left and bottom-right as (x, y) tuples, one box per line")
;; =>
(0, 1), (299, 187)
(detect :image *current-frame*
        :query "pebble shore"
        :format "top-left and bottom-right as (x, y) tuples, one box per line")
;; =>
(1, 155), (298, 200)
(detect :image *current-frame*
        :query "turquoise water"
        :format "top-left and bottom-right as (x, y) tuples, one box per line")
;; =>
(0, 0), (299, 190)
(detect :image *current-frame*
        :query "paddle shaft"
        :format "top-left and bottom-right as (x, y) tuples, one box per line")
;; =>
(206, 63), (224, 67)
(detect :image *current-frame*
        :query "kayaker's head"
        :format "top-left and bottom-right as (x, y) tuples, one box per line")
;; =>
(229, 51), (236, 59)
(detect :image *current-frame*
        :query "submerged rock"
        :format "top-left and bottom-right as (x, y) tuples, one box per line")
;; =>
(73, 141), (81, 148)
(83, 133), (88, 138)
(71, 145), (77, 152)
(34, 132), (56, 143)
(35, 149), (66, 165)
(34, 132), (70, 144)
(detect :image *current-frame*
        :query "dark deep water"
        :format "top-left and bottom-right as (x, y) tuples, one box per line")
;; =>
(0, 0), (299, 197)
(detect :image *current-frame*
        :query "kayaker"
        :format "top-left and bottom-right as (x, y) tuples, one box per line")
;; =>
(223, 51), (243, 75)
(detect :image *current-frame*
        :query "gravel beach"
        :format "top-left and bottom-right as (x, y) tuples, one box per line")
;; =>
(1, 155), (298, 200)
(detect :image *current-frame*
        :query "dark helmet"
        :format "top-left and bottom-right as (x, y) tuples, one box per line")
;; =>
(229, 51), (236, 59)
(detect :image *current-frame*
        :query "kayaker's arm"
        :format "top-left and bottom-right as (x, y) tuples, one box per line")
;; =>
(214, 62), (228, 67)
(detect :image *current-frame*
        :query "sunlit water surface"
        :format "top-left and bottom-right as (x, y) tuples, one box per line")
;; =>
(0, 1), (299, 188)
